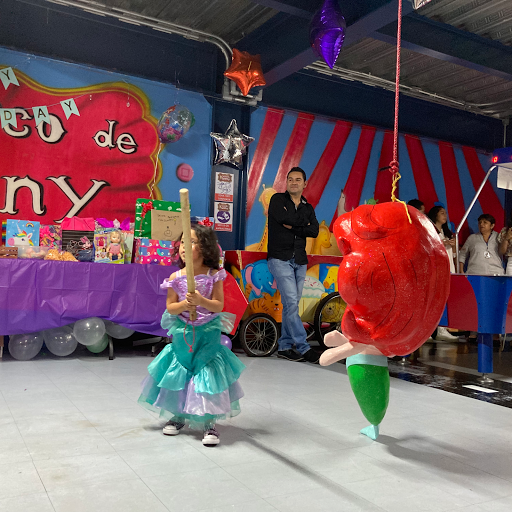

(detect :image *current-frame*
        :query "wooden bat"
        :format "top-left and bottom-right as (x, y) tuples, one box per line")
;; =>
(179, 188), (197, 321)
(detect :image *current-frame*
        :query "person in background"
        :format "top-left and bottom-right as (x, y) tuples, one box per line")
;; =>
(459, 214), (504, 275)
(427, 206), (459, 342)
(498, 211), (512, 275)
(427, 206), (456, 273)
(267, 167), (320, 363)
(407, 199), (425, 213)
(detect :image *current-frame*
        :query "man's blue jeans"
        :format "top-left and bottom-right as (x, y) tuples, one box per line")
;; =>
(267, 257), (310, 354)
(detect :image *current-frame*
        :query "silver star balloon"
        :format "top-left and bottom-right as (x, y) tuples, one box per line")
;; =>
(210, 119), (254, 169)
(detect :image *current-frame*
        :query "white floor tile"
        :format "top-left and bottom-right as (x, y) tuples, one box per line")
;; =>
(118, 442), (218, 478)
(47, 478), (168, 512)
(0, 492), (55, 512)
(222, 459), (322, 499)
(0, 462), (45, 500)
(22, 430), (115, 461)
(142, 467), (259, 512)
(34, 452), (137, 491)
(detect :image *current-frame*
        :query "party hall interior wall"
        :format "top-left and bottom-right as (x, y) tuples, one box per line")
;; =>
(245, 107), (504, 253)
(0, 47), (212, 224)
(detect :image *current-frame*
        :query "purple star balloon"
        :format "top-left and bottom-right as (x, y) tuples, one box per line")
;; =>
(310, 0), (346, 69)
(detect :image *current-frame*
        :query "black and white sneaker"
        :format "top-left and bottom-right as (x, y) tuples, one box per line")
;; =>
(163, 420), (185, 436)
(202, 427), (220, 446)
(277, 349), (304, 361)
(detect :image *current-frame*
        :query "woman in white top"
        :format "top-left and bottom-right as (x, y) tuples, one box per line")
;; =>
(427, 206), (456, 273)
(459, 214), (503, 275)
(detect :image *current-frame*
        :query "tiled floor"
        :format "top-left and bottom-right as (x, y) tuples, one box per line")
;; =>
(1, 344), (512, 512)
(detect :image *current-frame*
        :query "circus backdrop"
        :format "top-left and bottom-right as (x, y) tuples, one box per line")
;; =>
(245, 107), (504, 255)
(0, 47), (212, 225)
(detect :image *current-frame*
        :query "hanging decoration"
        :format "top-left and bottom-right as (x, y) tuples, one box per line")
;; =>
(156, 104), (195, 144)
(210, 119), (254, 169)
(224, 49), (266, 97)
(320, 202), (450, 439)
(309, 0), (347, 69)
(0, 67), (19, 89)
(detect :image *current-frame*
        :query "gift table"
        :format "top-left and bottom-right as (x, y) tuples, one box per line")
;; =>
(0, 258), (248, 360)
(0, 258), (179, 358)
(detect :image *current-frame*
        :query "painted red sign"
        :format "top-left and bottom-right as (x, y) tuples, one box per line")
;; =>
(0, 70), (161, 223)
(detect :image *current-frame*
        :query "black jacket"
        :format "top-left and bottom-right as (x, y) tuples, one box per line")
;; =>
(267, 192), (319, 265)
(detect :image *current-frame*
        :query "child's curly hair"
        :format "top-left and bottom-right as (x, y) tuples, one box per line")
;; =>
(173, 223), (220, 269)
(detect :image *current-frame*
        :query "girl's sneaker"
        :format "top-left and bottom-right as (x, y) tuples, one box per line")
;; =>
(163, 420), (185, 436)
(202, 427), (220, 446)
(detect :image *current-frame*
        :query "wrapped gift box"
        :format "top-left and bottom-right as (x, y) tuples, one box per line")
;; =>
(133, 238), (180, 266)
(134, 199), (181, 239)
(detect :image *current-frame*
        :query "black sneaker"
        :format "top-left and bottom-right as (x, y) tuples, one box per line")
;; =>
(302, 349), (320, 364)
(277, 349), (304, 361)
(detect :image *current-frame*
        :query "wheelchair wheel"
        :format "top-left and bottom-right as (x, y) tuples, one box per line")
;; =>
(313, 292), (345, 349)
(239, 313), (279, 357)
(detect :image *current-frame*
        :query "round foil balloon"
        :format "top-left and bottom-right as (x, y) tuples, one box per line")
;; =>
(220, 334), (232, 350)
(43, 326), (78, 357)
(73, 317), (106, 346)
(86, 334), (109, 354)
(156, 104), (195, 144)
(104, 320), (134, 340)
(8, 332), (44, 361)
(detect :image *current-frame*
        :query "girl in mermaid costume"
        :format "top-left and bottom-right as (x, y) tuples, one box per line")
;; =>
(138, 224), (245, 446)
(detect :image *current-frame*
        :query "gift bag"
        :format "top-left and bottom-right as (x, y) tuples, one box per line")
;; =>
(134, 199), (181, 239)
(61, 217), (95, 261)
(5, 220), (40, 247)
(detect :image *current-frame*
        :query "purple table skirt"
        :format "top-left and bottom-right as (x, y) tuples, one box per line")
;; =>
(0, 259), (179, 336)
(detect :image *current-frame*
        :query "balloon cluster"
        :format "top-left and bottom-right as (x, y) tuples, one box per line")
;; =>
(156, 104), (195, 144)
(7, 319), (135, 360)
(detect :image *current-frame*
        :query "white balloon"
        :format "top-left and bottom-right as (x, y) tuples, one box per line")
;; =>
(43, 326), (78, 357)
(104, 320), (134, 339)
(8, 333), (44, 361)
(73, 317), (106, 346)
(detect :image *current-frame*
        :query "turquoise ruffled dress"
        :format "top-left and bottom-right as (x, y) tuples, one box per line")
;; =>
(138, 269), (245, 429)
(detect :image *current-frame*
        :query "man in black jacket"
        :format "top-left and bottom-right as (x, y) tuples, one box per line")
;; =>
(267, 167), (320, 362)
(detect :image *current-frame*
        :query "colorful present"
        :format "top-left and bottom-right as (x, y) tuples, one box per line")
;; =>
(40, 225), (62, 249)
(133, 238), (180, 266)
(134, 199), (181, 239)
(94, 218), (134, 264)
(61, 217), (95, 261)
(5, 220), (40, 247)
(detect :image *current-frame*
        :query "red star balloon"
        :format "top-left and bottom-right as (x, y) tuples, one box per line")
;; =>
(224, 49), (266, 96)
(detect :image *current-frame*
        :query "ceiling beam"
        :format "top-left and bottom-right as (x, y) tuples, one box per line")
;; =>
(372, 31), (512, 83)
(264, 0), (414, 86)
(376, 13), (512, 81)
(247, 0), (312, 19)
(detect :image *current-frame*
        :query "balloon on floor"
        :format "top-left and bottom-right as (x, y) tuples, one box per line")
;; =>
(220, 334), (232, 350)
(73, 317), (106, 346)
(43, 325), (78, 357)
(320, 202), (450, 439)
(8, 332), (44, 361)
(86, 334), (109, 353)
(104, 320), (134, 339)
